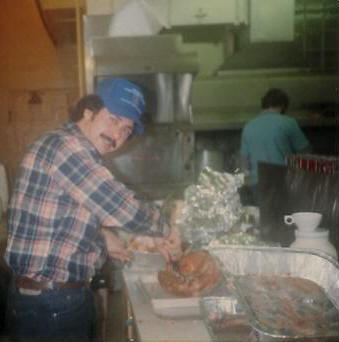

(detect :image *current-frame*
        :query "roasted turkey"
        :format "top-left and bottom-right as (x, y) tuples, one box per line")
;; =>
(158, 250), (222, 297)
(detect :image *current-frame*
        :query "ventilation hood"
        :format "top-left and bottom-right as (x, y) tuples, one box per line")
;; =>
(84, 15), (199, 92)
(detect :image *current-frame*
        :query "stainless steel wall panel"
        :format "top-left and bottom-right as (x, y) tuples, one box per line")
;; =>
(103, 125), (195, 199)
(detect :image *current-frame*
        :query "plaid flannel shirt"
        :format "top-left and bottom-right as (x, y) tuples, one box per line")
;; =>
(5, 122), (168, 282)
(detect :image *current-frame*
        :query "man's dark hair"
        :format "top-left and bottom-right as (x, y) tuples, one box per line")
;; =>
(69, 94), (104, 122)
(261, 88), (289, 113)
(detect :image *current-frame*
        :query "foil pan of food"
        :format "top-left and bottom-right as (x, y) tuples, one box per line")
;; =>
(200, 296), (253, 342)
(209, 246), (339, 341)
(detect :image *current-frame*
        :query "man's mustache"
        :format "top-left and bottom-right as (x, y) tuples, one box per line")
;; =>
(100, 134), (116, 148)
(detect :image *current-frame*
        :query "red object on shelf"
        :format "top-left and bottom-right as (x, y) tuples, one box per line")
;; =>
(286, 154), (337, 175)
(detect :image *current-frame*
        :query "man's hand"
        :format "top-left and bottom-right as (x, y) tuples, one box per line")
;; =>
(101, 228), (131, 263)
(169, 200), (185, 226)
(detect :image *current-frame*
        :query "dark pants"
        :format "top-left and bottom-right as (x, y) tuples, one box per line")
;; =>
(249, 184), (260, 206)
(239, 184), (259, 206)
(7, 282), (96, 342)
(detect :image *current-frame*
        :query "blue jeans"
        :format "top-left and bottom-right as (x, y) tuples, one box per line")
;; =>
(7, 283), (96, 342)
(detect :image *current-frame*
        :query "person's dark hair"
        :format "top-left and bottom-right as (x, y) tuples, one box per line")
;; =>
(261, 88), (289, 113)
(69, 94), (104, 122)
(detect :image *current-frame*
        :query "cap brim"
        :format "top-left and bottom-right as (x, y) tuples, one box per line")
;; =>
(105, 102), (144, 134)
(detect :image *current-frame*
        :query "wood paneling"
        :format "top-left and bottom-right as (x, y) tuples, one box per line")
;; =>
(9, 90), (70, 123)
(39, 0), (86, 10)
(0, 90), (9, 125)
(0, 87), (78, 191)
(0, 0), (66, 90)
(0, 1), (82, 194)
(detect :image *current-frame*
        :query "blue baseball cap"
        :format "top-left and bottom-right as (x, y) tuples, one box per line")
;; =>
(95, 77), (146, 134)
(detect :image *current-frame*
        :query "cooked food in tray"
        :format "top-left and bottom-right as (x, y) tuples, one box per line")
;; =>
(200, 296), (253, 341)
(236, 274), (339, 338)
(158, 250), (222, 297)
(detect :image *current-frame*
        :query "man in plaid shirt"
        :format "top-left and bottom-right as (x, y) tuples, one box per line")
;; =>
(5, 78), (181, 342)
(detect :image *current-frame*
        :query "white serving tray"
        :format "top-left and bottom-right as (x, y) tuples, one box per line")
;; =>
(137, 272), (201, 319)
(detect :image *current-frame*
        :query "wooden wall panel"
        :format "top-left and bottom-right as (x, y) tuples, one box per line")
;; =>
(0, 90), (9, 124)
(9, 90), (74, 123)
(0, 87), (79, 192)
(0, 0), (65, 89)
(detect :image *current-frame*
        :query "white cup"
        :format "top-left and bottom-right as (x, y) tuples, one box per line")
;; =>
(284, 212), (322, 231)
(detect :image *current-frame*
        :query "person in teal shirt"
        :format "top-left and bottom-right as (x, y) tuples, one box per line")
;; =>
(240, 88), (311, 205)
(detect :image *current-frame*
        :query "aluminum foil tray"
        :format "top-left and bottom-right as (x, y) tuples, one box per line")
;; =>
(200, 296), (253, 342)
(209, 246), (339, 341)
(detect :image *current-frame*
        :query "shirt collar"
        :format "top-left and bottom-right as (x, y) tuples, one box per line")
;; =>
(63, 121), (102, 162)
(261, 110), (281, 116)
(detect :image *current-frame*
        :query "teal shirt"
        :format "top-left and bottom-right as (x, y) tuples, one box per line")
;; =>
(240, 111), (310, 185)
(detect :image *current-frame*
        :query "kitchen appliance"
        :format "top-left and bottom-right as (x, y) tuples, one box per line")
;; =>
(84, 15), (199, 199)
(195, 149), (224, 173)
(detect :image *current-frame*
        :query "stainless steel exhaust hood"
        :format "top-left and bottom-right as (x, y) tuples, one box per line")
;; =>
(83, 15), (198, 199)
(84, 15), (199, 92)
(92, 35), (198, 71)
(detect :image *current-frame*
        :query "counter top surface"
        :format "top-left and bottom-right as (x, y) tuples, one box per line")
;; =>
(123, 270), (211, 342)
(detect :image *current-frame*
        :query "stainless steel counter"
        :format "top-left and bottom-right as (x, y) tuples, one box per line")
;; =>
(122, 270), (211, 342)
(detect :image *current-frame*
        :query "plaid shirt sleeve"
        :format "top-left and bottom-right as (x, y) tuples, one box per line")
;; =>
(51, 136), (169, 237)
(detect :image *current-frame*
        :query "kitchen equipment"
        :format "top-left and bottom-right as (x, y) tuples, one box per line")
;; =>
(290, 228), (337, 259)
(284, 211), (322, 232)
(84, 16), (199, 198)
(209, 246), (339, 341)
(102, 125), (194, 198)
(108, 0), (168, 37)
(196, 149), (224, 174)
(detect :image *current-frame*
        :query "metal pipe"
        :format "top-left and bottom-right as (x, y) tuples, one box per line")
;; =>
(302, 0), (307, 63)
(75, 0), (85, 97)
(320, 0), (326, 70)
(155, 73), (174, 123)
